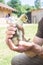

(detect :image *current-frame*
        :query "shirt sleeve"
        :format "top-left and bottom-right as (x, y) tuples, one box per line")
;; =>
(36, 18), (43, 38)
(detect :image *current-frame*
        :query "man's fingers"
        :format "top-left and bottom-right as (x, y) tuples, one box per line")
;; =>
(6, 39), (15, 50)
(19, 41), (31, 49)
(8, 39), (20, 51)
(6, 30), (15, 35)
(6, 30), (15, 39)
(6, 26), (17, 35)
(6, 35), (13, 39)
(6, 39), (17, 50)
(8, 27), (17, 31)
(8, 24), (16, 28)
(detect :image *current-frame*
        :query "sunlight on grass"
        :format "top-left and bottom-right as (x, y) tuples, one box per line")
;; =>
(23, 24), (38, 40)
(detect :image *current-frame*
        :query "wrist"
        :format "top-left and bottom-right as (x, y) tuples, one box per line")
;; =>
(32, 43), (41, 55)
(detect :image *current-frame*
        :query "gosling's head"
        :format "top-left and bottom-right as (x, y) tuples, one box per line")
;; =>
(19, 14), (28, 23)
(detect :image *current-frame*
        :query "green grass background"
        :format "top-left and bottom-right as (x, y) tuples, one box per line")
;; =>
(0, 24), (38, 65)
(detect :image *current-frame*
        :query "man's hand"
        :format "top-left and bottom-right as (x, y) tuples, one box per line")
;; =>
(6, 24), (34, 52)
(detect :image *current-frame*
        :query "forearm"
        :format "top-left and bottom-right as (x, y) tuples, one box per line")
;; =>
(31, 42), (43, 56)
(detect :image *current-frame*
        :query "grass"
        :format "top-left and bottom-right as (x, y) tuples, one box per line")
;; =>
(23, 24), (38, 40)
(0, 24), (38, 65)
